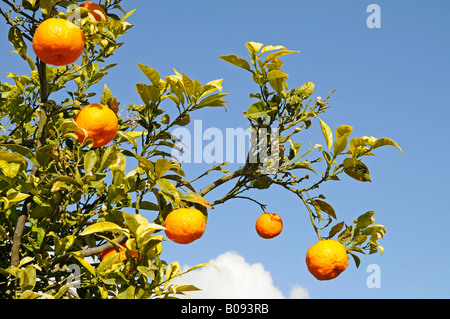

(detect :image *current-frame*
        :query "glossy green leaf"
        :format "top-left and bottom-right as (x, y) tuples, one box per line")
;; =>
(156, 178), (180, 207)
(313, 199), (337, 219)
(354, 211), (375, 229)
(372, 138), (403, 153)
(8, 26), (27, 60)
(182, 191), (212, 209)
(71, 253), (96, 276)
(336, 125), (353, 141)
(297, 82), (315, 99)
(265, 50), (300, 62)
(80, 222), (127, 236)
(84, 150), (98, 173)
(0, 150), (28, 178)
(343, 158), (372, 182)
(39, 0), (60, 17)
(154, 158), (172, 180)
(181, 73), (194, 97)
(219, 54), (252, 72)
(246, 42), (264, 54)
(319, 118), (333, 151)
(327, 221), (344, 239)
(137, 63), (161, 85)
(244, 100), (269, 121)
(334, 126), (353, 156)
(123, 211), (139, 234)
(55, 235), (75, 256)
(267, 69), (288, 92)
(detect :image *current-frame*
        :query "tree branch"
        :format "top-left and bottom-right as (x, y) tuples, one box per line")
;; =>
(79, 236), (127, 258)
(198, 166), (247, 197)
(10, 60), (48, 268)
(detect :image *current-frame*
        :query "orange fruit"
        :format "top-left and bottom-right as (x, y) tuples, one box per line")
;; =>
(305, 239), (349, 281)
(80, 2), (107, 22)
(100, 243), (139, 264)
(32, 18), (85, 66)
(164, 208), (206, 244)
(255, 213), (283, 239)
(74, 103), (118, 148)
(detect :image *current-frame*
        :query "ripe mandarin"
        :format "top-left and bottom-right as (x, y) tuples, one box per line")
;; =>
(164, 208), (206, 244)
(305, 239), (349, 281)
(80, 2), (107, 22)
(74, 103), (118, 148)
(100, 243), (139, 265)
(255, 213), (283, 239)
(32, 18), (85, 66)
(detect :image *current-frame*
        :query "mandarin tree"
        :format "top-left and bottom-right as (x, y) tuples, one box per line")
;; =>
(0, 1), (401, 299)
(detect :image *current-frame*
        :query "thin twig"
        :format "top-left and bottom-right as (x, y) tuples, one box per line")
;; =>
(79, 236), (127, 257)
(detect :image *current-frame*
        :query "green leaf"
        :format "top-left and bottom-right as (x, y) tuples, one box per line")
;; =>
(348, 251), (361, 268)
(267, 70), (288, 92)
(8, 26), (27, 60)
(50, 176), (82, 192)
(2, 144), (37, 165)
(333, 125), (353, 155)
(219, 54), (252, 72)
(182, 191), (212, 209)
(261, 45), (287, 54)
(313, 199), (337, 219)
(72, 253), (96, 276)
(183, 263), (219, 274)
(99, 145), (119, 172)
(354, 211), (375, 229)
(182, 73), (194, 97)
(100, 84), (113, 106)
(336, 125), (353, 141)
(197, 92), (228, 109)
(0, 150), (27, 178)
(154, 158), (172, 180)
(372, 138), (403, 153)
(156, 178), (180, 207)
(84, 150), (98, 173)
(39, 0), (60, 17)
(136, 223), (165, 242)
(327, 221), (344, 239)
(246, 42), (264, 54)
(297, 82), (315, 99)
(319, 118), (333, 151)
(55, 235), (75, 256)
(201, 79), (223, 97)
(166, 261), (181, 281)
(136, 83), (152, 105)
(244, 101), (269, 121)
(343, 158), (372, 182)
(137, 63), (161, 86)
(265, 49), (300, 63)
(123, 212), (139, 234)
(80, 222), (127, 236)
(97, 252), (120, 274)
(137, 201), (160, 211)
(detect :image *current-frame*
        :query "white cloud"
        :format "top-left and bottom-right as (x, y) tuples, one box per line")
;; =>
(171, 251), (309, 299)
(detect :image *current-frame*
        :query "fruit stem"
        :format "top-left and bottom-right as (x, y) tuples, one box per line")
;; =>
(298, 191), (322, 241)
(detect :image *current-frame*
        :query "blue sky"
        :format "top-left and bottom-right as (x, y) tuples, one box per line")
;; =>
(1, 0), (449, 298)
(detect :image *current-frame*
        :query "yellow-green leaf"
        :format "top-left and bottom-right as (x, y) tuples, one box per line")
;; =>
(372, 138), (403, 153)
(245, 42), (264, 54)
(219, 54), (252, 72)
(319, 118), (333, 151)
(72, 253), (96, 276)
(80, 222), (127, 236)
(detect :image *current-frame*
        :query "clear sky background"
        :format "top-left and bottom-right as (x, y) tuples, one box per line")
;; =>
(1, 0), (449, 299)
